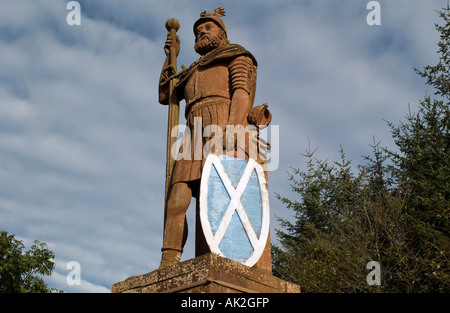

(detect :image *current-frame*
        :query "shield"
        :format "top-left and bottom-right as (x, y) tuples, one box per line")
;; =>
(199, 154), (270, 267)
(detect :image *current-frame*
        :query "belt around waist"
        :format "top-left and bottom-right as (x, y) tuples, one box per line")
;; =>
(186, 96), (230, 117)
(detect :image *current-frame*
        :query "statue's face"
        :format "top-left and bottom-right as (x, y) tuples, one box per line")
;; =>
(195, 21), (221, 41)
(194, 21), (226, 55)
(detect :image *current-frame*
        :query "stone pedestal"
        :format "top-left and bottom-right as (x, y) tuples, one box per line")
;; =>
(111, 253), (300, 293)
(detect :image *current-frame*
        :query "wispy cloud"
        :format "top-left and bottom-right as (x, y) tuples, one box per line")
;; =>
(0, 0), (444, 292)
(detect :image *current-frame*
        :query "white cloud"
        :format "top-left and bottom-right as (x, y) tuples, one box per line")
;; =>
(0, 0), (445, 292)
(47, 270), (110, 293)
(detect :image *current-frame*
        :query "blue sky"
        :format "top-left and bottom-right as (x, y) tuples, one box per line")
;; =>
(0, 0), (445, 292)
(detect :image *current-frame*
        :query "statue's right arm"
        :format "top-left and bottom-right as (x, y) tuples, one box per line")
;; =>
(159, 57), (170, 105)
(158, 33), (180, 105)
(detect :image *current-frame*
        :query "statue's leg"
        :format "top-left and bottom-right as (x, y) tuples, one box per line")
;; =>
(252, 167), (272, 273)
(195, 196), (210, 257)
(253, 231), (272, 273)
(159, 182), (192, 269)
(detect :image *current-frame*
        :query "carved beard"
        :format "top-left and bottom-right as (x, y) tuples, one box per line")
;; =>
(194, 31), (226, 55)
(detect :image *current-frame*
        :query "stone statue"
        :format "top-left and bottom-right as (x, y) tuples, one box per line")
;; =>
(158, 7), (272, 272)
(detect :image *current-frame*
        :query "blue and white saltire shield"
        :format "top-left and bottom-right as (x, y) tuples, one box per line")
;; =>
(199, 154), (270, 267)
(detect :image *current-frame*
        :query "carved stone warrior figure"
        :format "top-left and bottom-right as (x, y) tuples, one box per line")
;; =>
(158, 7), (272, 271)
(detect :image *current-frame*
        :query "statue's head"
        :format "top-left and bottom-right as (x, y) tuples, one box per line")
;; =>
(194, 7), (229, 55)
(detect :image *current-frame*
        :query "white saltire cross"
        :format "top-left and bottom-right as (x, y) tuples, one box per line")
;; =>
(200, 154), (270, 267)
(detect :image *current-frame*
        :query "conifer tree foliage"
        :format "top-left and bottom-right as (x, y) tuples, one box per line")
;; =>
(385, 96), (449, 292)
(415, 5), (450, 104)
(273, 143), (413, 292)
(273, 5), (450, 292)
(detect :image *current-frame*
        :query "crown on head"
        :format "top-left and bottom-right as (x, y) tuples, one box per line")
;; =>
(200, 7), (226, 18)
(194, 7), (227, 36)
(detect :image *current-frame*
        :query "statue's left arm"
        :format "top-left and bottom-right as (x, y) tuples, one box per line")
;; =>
(227, 55), (257, 126)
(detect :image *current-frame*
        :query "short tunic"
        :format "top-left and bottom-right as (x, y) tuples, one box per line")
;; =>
(171, 97), (231, 184)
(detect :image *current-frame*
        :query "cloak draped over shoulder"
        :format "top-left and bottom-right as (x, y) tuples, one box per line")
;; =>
(174, 43), (258, 98)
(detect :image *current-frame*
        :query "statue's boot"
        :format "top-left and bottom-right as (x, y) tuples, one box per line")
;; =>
(158, 182), (190, 270)
(158, 248), (181, 269)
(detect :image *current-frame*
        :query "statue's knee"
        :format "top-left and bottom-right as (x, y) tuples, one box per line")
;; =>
(167, 183), (192, 214)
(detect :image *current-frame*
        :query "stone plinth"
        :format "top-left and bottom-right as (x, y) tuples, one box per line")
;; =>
(111, 253), (300, 293)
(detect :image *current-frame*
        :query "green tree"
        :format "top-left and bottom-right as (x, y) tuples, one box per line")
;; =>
(273, 5), (450, 292)
(415, 5), (450, 104)
(0, 230), (59, 293)
(273, 143), (414, 292)
(384, 97), (449, 292)
(386, 4), (450, 292)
